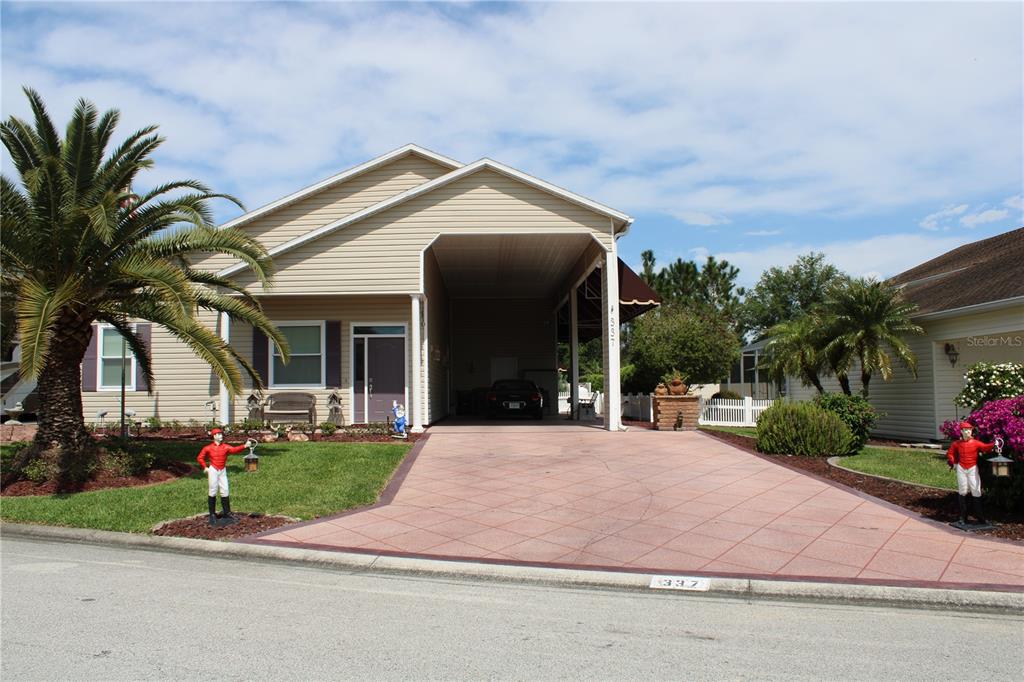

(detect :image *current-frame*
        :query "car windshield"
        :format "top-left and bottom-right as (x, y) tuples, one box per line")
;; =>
(492, 380), (536, 391)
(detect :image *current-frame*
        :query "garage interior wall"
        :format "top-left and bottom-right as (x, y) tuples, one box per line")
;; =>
(450, 299), (559, 415)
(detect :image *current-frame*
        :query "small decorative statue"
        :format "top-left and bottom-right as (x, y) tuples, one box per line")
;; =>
(946, 421), (996, 529)
(391, 400), (408, 439)
(197, 428), (256, 527)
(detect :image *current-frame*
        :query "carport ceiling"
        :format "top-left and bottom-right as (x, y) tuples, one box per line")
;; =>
(430, 233), (595, 299)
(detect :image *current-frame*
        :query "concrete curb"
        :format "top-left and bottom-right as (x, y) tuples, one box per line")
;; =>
(4, 522), (1021, 613)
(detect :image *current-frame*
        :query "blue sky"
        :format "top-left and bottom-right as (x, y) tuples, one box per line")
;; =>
(2, 1), (1021, 288)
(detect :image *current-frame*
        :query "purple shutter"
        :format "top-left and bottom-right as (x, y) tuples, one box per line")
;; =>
(135, 324), (152, 392)
(82, 325), (98, 391)
(252, 327), (268, 385)
(326, 321), (341, 388)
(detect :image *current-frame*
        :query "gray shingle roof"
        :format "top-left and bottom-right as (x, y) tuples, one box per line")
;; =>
(889, 227), (1024, 315)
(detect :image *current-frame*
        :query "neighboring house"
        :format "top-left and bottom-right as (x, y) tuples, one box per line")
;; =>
(720, 338), (783, 400)
(73, 145), (659, 431)
(786, 227), (1024, 441)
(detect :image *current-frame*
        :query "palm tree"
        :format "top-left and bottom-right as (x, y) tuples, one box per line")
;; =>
(1, 87), (288, 485)
(823, 278), (923, 397)
(761, 314), (828, 394)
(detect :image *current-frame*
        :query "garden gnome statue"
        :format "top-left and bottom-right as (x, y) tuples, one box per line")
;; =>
(946, 421), (996, 529)
(197, 428), (256, 527)
(391, 400), (408, 439)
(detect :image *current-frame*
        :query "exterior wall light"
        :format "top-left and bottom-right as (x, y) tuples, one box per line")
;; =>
(944, 342), (959, 367)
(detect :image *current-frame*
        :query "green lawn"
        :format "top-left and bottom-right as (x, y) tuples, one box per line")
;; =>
(0, 440), (410, 533)
(835, 446), (956, 490)
(699, 425), (757, 437)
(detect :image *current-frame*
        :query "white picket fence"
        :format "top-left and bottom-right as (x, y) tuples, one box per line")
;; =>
(557, 388), (652, 421)
(699, 397), (774, 427)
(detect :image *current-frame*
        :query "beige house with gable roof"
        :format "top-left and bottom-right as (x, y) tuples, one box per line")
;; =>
(70, 145), (659, 431)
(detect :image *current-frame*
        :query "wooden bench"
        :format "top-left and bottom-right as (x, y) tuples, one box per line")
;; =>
(263, 392), (317, 425)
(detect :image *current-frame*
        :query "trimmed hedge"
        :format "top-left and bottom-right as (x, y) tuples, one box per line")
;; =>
(815, 393), (879, 452)
(756, 401), (856, 457)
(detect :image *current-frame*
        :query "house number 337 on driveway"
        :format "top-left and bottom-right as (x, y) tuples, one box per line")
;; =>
(649, 576), (711, 591)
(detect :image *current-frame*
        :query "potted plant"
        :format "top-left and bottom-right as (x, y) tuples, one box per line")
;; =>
(663, 369), (688, 396)
(654, 383), (669, 397)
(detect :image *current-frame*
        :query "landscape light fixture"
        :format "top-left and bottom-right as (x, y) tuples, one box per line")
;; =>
(989, 437), (1013, 478)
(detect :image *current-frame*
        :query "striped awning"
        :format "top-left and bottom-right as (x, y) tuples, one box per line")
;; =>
(558, 258), (661, 342)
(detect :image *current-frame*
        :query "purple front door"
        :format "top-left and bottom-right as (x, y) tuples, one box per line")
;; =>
(366, 337), (405, 422)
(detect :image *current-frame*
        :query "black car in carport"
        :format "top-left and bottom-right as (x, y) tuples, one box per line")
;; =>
(486, 379), (544, 419)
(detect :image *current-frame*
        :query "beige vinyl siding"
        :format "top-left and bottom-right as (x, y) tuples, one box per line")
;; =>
(450, 298), (559, 415)
(424, 250), (450, 422)
(82, 297), (416, 426)
(193, 154), (452, 272)
(786, 304), (1024, 441)
(81, 310), (221, 423)
(229, 296), (412, 426)
(928, 305), (1024, 426)
(232, 169), (615, 295)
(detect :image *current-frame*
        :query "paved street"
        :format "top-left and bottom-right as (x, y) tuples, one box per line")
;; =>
(3, 537), (1021, 681)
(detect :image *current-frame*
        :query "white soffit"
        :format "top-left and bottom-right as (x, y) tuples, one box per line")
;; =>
(216, 144), (463, 232)
(219, 157), (633, 278)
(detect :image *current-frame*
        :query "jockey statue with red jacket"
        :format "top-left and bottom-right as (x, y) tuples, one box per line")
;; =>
(197, 428), (255, 527)
(946, 421), (995, 527)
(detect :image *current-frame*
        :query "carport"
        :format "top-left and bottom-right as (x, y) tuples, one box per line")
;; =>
(416, 232), (659, 431)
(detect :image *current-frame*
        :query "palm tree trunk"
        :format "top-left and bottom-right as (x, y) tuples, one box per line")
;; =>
(860, 352), (871, 397)
(800, 363), (825, 394)
(5, 312), (97, 489)
(838, 374), (852, 395)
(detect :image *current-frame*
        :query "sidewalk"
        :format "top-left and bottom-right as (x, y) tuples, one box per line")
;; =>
(248, 430), (1024, 591)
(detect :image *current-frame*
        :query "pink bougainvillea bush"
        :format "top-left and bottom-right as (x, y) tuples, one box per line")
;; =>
(941, 394), (1024, 456)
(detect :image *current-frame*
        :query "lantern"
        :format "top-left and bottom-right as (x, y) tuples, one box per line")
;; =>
(244, 439), (259, 473)
(988, 437), (1013, 478)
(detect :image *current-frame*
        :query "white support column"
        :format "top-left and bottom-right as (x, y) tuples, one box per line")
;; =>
(422, 295), (430, 426)
(601, 249), (621, 431)
(410, 295), (425, 433)
(570, 285), (580, 419)
(218, 312), (231, 425)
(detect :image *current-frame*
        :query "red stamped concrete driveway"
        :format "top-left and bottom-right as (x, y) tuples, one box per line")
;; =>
(252, 428), (1024, 590)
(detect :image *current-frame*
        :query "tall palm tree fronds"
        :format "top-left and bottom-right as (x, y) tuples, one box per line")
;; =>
(1, 87), (289, 483)
(823, 278), (924, 397)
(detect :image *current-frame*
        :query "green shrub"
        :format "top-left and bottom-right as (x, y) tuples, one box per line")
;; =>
(318, 422), (338, 436)
(712, 390), (742, 400)
(756, 401), (856, 457)
(145, 416), (163, 430)
(239, 418), (265, 431)
(955, 362), (1024, 410)
(23, 457), (57, 483)
(815, 393), (879, 452)
(1, 441), (30, 470)
(103, 447), (155, 477)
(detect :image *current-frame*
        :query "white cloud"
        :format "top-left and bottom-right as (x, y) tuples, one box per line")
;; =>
(919, 204), (968, 231)
(1, 2), (1019, 226)
(716, 233), (969, 289)
(961, 208), (1010, 228)
(673, 211), (730, 226)
(1003, 194), (1023, 211)
(744, 229), (783, 237)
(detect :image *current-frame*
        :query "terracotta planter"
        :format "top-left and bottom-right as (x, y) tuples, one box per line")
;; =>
(669, 379), (687, 396)
(654, 383), (669, 397)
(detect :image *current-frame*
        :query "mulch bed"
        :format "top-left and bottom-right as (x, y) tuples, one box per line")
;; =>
(152, 513), (297, 540)
(1, 460), (194, 497)
(702, 430), (1024, 543)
